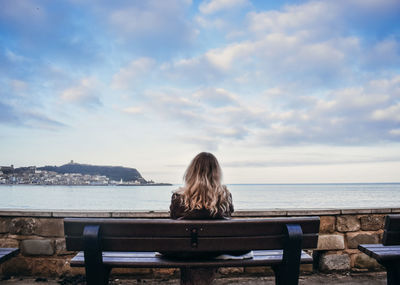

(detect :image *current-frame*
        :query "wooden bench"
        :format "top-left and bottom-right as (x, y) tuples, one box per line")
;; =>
(64, 217), (320, 285)
(359, 214), (400, 285)
(0, 248), (19, 264)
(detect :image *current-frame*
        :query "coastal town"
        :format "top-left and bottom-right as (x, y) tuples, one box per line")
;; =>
(0, 165), (149, 186)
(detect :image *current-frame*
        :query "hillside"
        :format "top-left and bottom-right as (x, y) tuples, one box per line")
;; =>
(38, 162), (145, 182)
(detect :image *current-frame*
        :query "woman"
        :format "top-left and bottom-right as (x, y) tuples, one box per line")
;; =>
(170, 152), (233, 220)
(166, 153), (249, 284)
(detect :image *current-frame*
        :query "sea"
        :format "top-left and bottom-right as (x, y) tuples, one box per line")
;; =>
(0, 183), (399, 211)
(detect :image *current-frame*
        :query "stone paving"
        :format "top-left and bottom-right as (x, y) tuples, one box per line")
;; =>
(0, 273), (387, 285)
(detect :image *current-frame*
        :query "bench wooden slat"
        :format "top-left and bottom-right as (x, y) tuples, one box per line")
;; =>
(0, 248), (20, 263)
(358, 244), (400, 262)
(70, 250), (313, 268)
(65, 217), (320, 252)
(66, 234), (318, 252)
(64, 217), (320, 237)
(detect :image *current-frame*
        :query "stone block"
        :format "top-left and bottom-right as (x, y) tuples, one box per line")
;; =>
(300, 264), (313, 272)
(0, 238), (19, 248)
(352, 253), (381, 270)
(0, 218), (10, 233)
(10, 218), (37, 235)
(346, 232), (380, 249)
(31, 258), (68, 277)
(218, 267), (244, 275)
(336, 215), (360, 232)
(360, 215), (385, 231)
(317, 235), (345, 250)
(152, 268), (178, 277)
(55, 238), (72, 255)
(320, 216), (336, 233)
(0, 256), (33, 275)
(35, 218), (64, 237)
(68, 268), (85, 276)
(21, 239), (54, 256)
(244, 266), (273, 275)
(319, 254), (350, 271)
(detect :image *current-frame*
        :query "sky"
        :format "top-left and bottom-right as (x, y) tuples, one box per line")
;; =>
(1, 0), (400, 184)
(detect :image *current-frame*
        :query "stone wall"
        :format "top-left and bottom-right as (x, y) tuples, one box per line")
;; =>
(0, 208), (399, 278)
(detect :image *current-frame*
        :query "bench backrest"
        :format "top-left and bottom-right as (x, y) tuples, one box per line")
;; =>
(383, 214), (400, 245)
(65, 217), (319, 252)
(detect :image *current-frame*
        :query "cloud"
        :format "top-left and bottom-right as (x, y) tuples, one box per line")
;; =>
(205, 40), (255, 70)
(138, 87), (264, 149)
(4, 49), (29, 63)
(199, 0), (250, 14)
(193, 88), (239, 107)
(0, 101), (65, 130)
(224, 155), (400, 168)
(121, 107), (143, 114)
(362, 39), (400, 69)
(135, 71), (400, 149)
(389, 129), (400, 136)
(112, 58), (156, 90)
(60, 77), (101, 107)
(246, 0), (400, 38)
(0, 0), (103, 65)
(103, 0), (197, 54)
(8, 79), (28, 96)
(2, 0), (400, 156)
(0, 101), (21, 125)
(372, 103), (400, 122)
(22, 111), (66, 130)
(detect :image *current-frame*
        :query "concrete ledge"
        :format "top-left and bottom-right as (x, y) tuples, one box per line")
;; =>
(0, 207), (398, 218)
(287, 209), (341, 216)
(51, 211), (112, 218)
(0, 210), (53, 217)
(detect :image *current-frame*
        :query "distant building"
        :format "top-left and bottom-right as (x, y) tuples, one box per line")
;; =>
(0, 165), (14, 175)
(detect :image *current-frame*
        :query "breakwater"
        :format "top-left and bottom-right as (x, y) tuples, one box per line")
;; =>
(0, 208), (398, 277)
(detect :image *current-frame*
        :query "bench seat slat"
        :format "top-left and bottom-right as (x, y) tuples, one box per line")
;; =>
(358, 244), (400, 262)
(0, 248), (20, 263)
(70, 250), (313, 268)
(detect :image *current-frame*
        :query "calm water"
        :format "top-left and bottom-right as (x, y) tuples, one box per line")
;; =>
(0, 183), (399, 211)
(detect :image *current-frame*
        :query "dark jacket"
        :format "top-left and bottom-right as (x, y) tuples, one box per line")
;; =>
(169, 192), (234, 220)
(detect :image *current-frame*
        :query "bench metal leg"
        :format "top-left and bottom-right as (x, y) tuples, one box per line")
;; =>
(383, 261), (400, 285)
(272, 224), (303, 285)
(180, 267), (216, 285)
(83, 225), (110, 285)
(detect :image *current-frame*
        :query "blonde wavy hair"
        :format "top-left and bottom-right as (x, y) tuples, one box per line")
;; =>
(177, 152), (232, 216)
